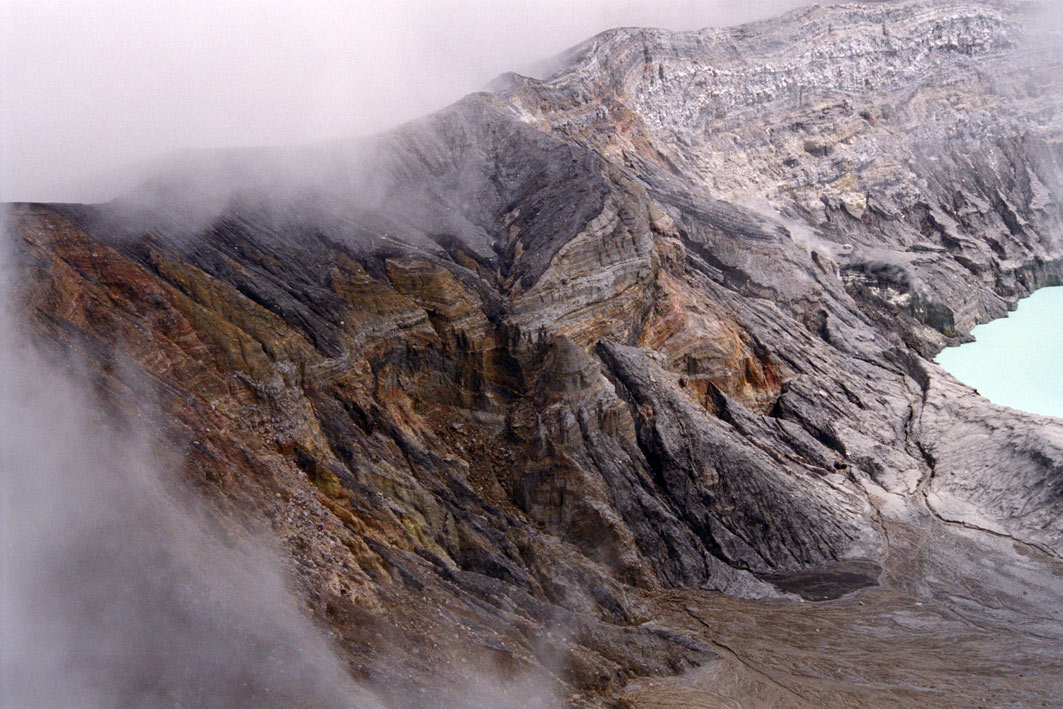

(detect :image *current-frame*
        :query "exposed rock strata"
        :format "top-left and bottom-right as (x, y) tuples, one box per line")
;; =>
(8, 0), (1063, 705)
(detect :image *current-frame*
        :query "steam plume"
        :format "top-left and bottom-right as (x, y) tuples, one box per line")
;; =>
(0, 208), (380, 707)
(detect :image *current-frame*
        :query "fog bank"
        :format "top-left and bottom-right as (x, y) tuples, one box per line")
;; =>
(1, 0), (812, 203)
(0, 209), (381, 707)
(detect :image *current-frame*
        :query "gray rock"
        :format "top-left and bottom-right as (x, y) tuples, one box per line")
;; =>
(11, 0), (1063, 703)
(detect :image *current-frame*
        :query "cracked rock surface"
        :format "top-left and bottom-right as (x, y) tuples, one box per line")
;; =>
(8, 0), (1063, 705)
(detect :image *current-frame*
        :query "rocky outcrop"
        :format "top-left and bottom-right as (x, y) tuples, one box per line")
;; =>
(8, 0), (1063, 705)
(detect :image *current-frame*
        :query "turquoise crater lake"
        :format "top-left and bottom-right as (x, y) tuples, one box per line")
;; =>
(935, 286), (1063, 419)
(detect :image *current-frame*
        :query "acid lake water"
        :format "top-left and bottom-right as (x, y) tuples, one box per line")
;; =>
(935, 286), (1063, 419)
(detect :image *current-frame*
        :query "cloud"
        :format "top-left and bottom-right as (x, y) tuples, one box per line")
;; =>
(0, 4), (822, 704)
(1, 0), (813, 203)
(0, 208), (383, 707)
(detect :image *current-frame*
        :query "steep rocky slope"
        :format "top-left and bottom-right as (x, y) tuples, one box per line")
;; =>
(9, 0), (1063, 705)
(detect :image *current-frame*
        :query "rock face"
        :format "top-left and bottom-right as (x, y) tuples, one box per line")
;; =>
(9, 0), (1063, 705)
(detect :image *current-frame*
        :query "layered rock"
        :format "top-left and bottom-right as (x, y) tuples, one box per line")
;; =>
(8, 0), (1063, 705)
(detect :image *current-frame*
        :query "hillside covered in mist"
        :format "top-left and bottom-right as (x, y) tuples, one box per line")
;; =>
(6, 1), (1063, 706)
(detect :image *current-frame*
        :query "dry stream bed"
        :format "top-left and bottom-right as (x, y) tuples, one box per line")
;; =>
(620, 509), (1063, 707)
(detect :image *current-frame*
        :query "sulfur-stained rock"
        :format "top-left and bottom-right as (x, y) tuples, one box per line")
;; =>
(9, 1), (1063, 705)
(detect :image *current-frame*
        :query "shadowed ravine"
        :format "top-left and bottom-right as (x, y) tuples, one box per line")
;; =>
(5, 1), (1063, 706)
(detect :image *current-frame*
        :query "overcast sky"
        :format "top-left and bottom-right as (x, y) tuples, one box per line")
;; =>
(1, 0), (812, 202)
